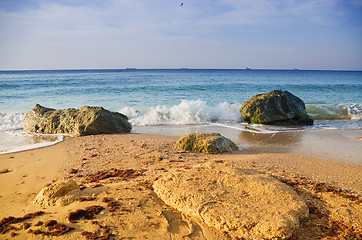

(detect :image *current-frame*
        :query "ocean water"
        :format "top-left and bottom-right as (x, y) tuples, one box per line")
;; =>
(1, 69), (361, 154)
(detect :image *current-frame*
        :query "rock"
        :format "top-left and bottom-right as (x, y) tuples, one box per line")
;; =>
(24, 104), (132, 136)
(0, 168), (12, 174)
(174, 133), (238, 154)
(240, 90), (314, 125)
(33, 179), (80, 207)
(153, 161), (309, 239)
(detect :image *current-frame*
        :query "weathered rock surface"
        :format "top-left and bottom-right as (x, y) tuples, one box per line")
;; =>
(24, 104), (132, 136)
(174, 133), (238, 154)
(240, 90), (314, 125)
(153, 161), (309, 239)
(33, 179), (80, 207)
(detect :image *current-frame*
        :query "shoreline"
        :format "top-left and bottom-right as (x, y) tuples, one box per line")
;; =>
(0, 132), (361, 239)
(2, 126), (362, 164)
(133, 125), (362, 164)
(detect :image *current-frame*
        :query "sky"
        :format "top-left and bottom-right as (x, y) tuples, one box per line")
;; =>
(0, 0), (361, 70)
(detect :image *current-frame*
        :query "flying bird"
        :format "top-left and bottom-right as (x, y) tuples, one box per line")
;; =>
(180, 3), (184, 7)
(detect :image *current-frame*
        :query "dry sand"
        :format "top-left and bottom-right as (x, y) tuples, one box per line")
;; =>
(0, 132), (361, 239)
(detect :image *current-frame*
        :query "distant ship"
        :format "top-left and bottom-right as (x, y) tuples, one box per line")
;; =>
(126, 67), (136, 70)
(293, 68), (300, 71)
(246, 67), (252, 70)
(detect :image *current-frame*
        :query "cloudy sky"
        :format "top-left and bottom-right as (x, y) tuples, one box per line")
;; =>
(0, 0), (361, 70)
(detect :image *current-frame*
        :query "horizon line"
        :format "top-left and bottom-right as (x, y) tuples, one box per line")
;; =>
(1, 67), (361, 72)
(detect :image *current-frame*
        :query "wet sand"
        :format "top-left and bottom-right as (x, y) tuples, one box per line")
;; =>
(135, 125), (362, 164)
(0, 131), (361, 239)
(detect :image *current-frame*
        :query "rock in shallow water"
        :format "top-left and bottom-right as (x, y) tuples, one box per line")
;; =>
(153, 161), (309, 239)
(174, 133), (238, 154)
(240, 90), (314, 125)
(23, 104), (132, 136)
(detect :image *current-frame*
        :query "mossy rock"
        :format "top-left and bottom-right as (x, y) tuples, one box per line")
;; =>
(174, 133), (239, 154)
(240, 90), (314, 125)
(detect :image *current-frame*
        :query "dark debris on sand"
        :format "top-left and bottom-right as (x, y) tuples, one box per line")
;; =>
(277, 175), (362, 239)
(27, 220), (74, 237)
(1, 211), (74, 237)
(68, 205), (105, 223)
(0, 211), (44, 234)
(102, 197), (120, 212)
(82, 168), (146, 183)
(82, 222), (113, 240)
(279, 176), (361, 203)
(78, 196), (96, 202)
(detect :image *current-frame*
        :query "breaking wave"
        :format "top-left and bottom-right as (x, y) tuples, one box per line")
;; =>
(0, 112), (63, 154)
(120, 100), (242, 125)
(306, 103), (362, 121)
(120, 100), (362, 126)
(1, 102), (360, 132)
(0, 112), (25, 132)
(0, 101), (361, 154)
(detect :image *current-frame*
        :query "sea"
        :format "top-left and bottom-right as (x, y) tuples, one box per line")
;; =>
(1, 69), (361, 154)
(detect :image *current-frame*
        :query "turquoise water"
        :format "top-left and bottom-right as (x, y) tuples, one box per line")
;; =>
(1, 69), (361, 153)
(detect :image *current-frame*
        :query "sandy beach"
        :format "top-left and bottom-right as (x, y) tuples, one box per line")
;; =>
(0, 131), (361, 239)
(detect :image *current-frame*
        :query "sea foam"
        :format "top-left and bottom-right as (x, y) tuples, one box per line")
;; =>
(120, 100), (242, 125)
(347, 103), (362, 120)
(0, 112), (25, 132)
(0, 112), (64, 154)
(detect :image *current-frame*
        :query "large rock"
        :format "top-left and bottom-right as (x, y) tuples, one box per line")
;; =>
(153, 162), (309, 239)
(33, 179), (80, 207)
(174, 133), (238, 154)
(240, 90), (314, 125)
(24, 104), (132, 136)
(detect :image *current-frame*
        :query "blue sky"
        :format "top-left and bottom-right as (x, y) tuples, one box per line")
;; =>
(0, 0), (361, 70)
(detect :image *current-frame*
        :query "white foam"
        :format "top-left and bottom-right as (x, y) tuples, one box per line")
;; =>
(0, 112), (66, 154)
(346, 103), (362, 120)
(0, 112), (25, 131)
(0, 131), (64, 155)
(120, 100), (242, 126)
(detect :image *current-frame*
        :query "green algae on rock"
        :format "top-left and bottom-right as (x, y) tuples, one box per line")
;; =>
(240, 90), (314, 125)
(174, 132), (239, 154)
(23, 104), (132, 136)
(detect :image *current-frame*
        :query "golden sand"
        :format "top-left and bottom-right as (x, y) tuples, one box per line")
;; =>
(0, 133), (361, 239)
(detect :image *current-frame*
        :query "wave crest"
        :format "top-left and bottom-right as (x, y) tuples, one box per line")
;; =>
(120, 100), (242, 125)
(0, 112), (25, 132)
(306, 103), (362, 121)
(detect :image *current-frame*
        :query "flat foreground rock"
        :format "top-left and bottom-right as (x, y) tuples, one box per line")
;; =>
(24, 104), (132, 136)
(153, 161), (309, 239)
(174, 133), (238, 154)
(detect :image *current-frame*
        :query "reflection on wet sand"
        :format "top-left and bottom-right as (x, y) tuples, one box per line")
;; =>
(238, 131), (301, 146)
(239, 129), (361, 164)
